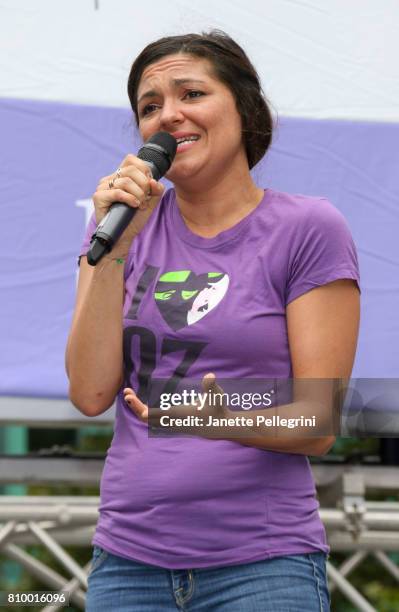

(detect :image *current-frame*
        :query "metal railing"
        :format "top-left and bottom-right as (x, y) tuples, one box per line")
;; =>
(1, 399), (398, 611)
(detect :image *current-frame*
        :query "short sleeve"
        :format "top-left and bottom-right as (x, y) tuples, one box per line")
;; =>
(285, 198), (360, 305)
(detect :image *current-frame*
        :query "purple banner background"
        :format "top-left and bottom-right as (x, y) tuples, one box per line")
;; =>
(1, 98), (398, 397)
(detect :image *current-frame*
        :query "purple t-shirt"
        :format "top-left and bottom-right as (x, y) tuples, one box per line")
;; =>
(79, 187), (360, 569)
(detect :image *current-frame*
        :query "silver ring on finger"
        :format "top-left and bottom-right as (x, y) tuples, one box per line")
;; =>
(116, 167), (122, 179)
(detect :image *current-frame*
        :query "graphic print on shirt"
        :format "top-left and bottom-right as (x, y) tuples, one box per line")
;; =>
(154, 270), (229, 331)
(123, 266), (229, 404)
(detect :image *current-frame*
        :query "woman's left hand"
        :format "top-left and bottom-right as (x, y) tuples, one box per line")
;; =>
(123, 373), (229, 438)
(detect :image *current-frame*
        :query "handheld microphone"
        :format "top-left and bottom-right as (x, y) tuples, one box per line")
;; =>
(87, 132), (177, 266)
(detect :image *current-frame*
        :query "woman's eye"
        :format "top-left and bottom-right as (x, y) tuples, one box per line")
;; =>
(141, 104), (158, 117)
(184, 90), (205, 100)
(140, 91), (204, 117)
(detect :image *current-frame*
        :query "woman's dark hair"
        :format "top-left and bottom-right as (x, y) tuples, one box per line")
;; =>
(127, 30), (275, 169)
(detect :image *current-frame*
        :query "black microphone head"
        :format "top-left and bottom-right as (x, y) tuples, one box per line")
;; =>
(147, 131), (177, 158)
(137, 132), (177, 180)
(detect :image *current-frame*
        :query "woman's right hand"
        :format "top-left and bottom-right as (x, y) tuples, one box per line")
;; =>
(92, 153), (165, 257)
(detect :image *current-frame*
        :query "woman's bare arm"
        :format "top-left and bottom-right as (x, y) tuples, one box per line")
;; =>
(65, 256), (125, 416)
(65, 154), (165, 416)
(241, 278), (360, 455)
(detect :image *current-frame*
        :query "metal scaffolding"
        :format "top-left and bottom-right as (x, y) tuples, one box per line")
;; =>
(2, 462), (399, 610)
(1, 399), (398, 611)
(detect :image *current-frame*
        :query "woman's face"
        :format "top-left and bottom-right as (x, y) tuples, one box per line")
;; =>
(136, 53), (246, 186)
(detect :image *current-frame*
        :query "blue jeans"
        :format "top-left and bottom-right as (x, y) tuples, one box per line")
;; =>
(86, 545), (330, 611)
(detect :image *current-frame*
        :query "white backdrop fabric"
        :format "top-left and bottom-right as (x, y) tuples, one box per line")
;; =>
(1, 0), (398, 120)
(0, 1), (398, 406)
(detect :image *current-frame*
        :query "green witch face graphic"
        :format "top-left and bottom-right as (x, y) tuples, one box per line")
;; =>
(154, 270), (229, 330)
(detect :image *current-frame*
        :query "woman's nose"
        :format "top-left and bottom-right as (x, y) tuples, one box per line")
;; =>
(159, 100), (184, 129)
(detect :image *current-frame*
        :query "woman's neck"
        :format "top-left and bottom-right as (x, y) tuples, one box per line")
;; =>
(174, 166), (264, 238)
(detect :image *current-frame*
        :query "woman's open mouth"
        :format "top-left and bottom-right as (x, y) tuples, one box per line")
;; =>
(175, 135), (200, 153)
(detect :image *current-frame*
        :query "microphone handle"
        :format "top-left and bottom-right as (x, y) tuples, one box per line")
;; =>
(87, 160), (158, 266)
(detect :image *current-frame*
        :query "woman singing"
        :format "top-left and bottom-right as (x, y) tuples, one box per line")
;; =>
(66, 30), (360, 611)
